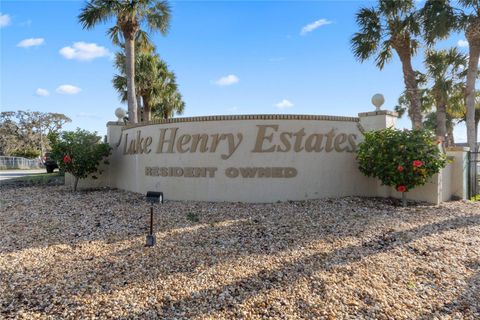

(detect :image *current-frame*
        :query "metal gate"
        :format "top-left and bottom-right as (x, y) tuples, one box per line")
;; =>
(469, 151), (480, 199)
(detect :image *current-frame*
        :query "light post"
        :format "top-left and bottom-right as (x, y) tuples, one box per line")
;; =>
(145, 191), (164, 247)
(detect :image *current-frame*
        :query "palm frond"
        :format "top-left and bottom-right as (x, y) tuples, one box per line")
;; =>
(375, 40), (393, 69)
(421, 0), (457, 45)
(112, 74), (128, 103)
(107, 25), (123, 46)
(135, 30), (155, 53)
(351, 7), (382, 63)
(78, 0), (118, 29)
(379, 0), (414, 17)
(146, 0), (171, 35)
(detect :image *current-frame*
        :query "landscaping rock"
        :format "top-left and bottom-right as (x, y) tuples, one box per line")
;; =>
(0, 186), (479, 319)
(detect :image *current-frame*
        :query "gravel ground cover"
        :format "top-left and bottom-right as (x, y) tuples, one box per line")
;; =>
(0, 185), (479, 319)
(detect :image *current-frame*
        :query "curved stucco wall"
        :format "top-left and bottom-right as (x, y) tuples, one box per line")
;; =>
(107, 115), (378, 202)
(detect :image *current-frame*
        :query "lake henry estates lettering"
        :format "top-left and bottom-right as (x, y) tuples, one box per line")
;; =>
(123, 124), (358, 159)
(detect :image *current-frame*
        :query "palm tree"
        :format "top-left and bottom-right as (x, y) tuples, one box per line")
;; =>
(395, 72), (466, 147)
(395, 71), (433, 119)
(153, 84), (185, 119)
(422, 0), (480, 152)
(351, 0), (423, 129)
(79, 0), (171, 124)
(422, 0), (480, 197)
(424, 48), (467, 144)
(113, 50), (184, 121)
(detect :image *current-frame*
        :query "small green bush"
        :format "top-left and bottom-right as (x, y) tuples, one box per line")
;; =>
(50, 129), (111, 191)
(471, 194), (480, 201)
(356, 128), (447, 197)
(12, 149), (41, 159)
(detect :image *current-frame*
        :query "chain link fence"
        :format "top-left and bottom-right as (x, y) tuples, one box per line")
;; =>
(0, 156), (43, 170)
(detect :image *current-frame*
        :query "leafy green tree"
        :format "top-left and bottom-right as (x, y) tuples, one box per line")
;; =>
(424, 48), (467, 144)
(351, 0), (424, 129)
(50, 129), (111, 191)
(113, 49), (184, 121)
(79, 0), (171, 124)
(0, 111), (71, 157)
(357, 128), (447, 206)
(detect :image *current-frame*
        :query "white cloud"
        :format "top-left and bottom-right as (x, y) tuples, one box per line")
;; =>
(214, 74), (239, 86)
(300, 18), (332, 36)
(458, 39), (469, 48)
(17, 38), (44, 48)
(275, 99), (294, 109)
(0, 13), (11, 28)
(35, 88), (49, 97)
(56, 84), (81, 95)
(59, 42), (111, 61)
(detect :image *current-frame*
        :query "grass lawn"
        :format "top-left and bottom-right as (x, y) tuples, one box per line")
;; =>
(1, 172), (64, 186)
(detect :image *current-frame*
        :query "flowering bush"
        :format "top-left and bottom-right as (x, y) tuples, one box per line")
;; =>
(51, 129), (111, 191)
(356, 128), (447, 199)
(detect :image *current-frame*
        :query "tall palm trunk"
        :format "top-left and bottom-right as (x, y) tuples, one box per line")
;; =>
(447, 125), (455, 147)
(396, 48), (423, 129)
(143, 96), (152, 122)
(136, 96), (143, 122)
(466, 23), (480, 197)
(465, 41), (479, 153)
(125, 36), (138, 124)
(435, 102), (447, 144)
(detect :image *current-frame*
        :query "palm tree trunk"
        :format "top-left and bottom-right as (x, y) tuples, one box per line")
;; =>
(143, 97), (152, 122)
(397, 49), (423, 129)
(136, 96), (143, 122)
(125, 36), (138, 124)
(447, 126), (455, 147)
(466, 39), (479, 198)
(435, 102), (447, 145)
(476, 116), (479, 142)
(466, 42), (479, 153)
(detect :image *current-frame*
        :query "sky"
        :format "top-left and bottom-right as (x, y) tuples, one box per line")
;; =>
(0, 0), (476, 141)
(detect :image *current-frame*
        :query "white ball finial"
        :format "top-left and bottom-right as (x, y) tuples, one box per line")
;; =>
(115, 108), (126, 122)
(371, 94), (385, 111)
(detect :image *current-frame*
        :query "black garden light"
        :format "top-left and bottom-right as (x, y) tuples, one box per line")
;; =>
(145, 191), (163, 247)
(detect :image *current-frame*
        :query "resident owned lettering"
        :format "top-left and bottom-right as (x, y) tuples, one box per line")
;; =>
(145, 166), (298, 179)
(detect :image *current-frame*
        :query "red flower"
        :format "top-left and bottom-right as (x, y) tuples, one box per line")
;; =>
(397, 185), (407, 193)
(63, 155), (71, 164)
(413, 160), (423, 167)
(397, 165), (404, 172)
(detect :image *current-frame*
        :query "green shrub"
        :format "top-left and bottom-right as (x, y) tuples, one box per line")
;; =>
(12, 149), (41, 159)
(356, 128), (447, 202)
(471, 194), (480, 201)
(50, 129), (111, 191)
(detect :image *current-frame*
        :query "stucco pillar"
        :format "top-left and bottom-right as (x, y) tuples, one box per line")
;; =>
(106, 121), (125, 188)
(358, 110), (398, 132)
(107, 121), (125, 147)
(357, 110), (398, 199)
(446, 147), (470, 200)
